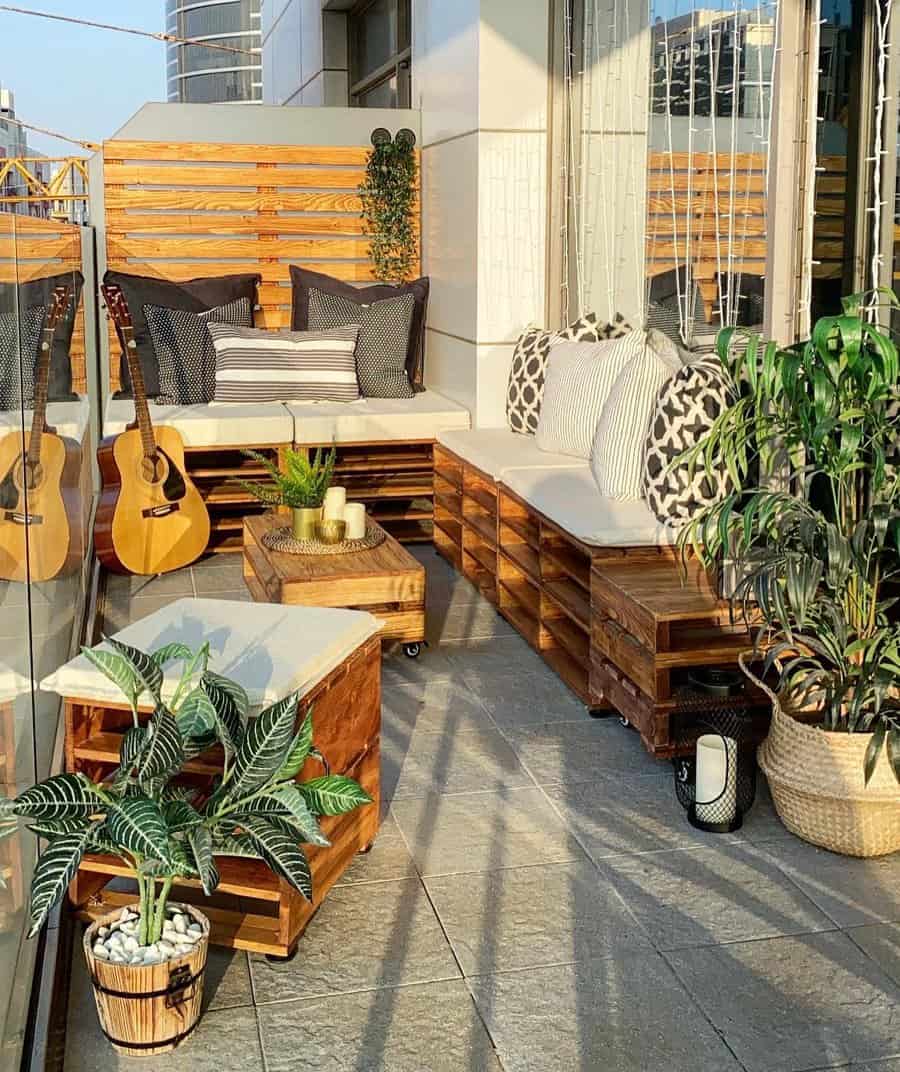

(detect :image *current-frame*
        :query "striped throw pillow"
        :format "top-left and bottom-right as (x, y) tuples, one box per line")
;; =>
(591, 330), (682, 500)
(534, 331), (646, 459)
(208, 323), (361, 403)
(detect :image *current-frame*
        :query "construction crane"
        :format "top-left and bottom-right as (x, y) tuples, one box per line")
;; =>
(0, 155), (89, 223)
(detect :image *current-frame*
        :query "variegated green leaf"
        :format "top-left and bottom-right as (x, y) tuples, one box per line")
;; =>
(106, 636), (164, 703)
(210, 833), (261, 859)
(177, 688), (217, 737)
(237, 814), (312, 900)
(12, 774), (104, 820)
(150, 643), (194, 669)
(106, 796), (172, 863)
(182, 730), (218, 762)
(252, 784), (329, 847)
(188, 684), (240, 760)
(28, 817), (96, 839)
(80, 647), (139, 708)
(225, 692), (298, 800)
(134, 707), (183, 785)
(201, 670), (249, 722)
(187, 825), (219, 896)
(118, 725), (147, 776)
(164, 799), (202, 833)
(275, 707), (314, 781)
(299, 775), (371, 817)
(27, 827), (94, 937)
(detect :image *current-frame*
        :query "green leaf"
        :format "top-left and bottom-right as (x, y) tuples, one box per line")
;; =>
(135, 707), (184, 786)
(164, 799), (202, 833)
(106, 637), (164, 703)
(12, 774), (104, 820)
(299, 775), (372, 817)
(886, 727), (900, 785)
(191, 682), (241, 760)
(210, 833), (261, 859)
(237, 814), (312, 900)
(178, 687), (218, 737)
(201, 671), (248, 754)
(864, 720), (887, 785)
(28, 816), (96, 839)
(275, 707), (314, 781)
(150, 643), (194, 669)
(225, 692), (299, 800)
(252, 784), (329, 847)
(187, 825), (219, 896)
(106, 796), (172, 863)
(80, 647), (139, 708)
(27, 827), (94, 937)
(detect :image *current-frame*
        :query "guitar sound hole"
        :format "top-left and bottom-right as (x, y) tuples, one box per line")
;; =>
(141, 452), (169, 485)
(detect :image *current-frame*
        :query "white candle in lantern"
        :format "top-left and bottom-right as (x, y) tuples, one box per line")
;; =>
(695, 734), (737, 824)
(323, 486), (346, 520)
(344, 502), (366, 540)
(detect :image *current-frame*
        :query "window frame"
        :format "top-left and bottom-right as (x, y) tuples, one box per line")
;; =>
(348, 0), (412, 108)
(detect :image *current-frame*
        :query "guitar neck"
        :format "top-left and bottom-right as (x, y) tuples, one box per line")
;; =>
(26, 324), (54, 465)
(121, 326), (156, 458)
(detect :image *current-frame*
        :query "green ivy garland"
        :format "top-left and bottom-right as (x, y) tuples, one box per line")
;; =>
(359, 138), (418, 284)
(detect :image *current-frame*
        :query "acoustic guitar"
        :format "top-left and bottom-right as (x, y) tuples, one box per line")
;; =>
(95, 284), (210, 575)
(0, 285), (81, 583)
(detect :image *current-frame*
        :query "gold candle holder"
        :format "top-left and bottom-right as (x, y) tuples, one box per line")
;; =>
(315, 519), (346, 545)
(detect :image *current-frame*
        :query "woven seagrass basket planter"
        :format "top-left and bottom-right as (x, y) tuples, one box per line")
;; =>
(758, 700), (900, 858)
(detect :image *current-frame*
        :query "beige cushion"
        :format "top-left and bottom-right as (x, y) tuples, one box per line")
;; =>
(41, 598), (381, 710)
(288, 389), (470, 445)
(502, 465), (677, 547)
(437, 428), (587, 480)
(104, 399), (293, 447)
(0, 396), (90, 443)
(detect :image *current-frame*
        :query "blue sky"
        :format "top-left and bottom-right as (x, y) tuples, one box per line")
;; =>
(0, 2), (165, 156)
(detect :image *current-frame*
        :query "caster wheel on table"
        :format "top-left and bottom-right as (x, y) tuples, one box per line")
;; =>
(404, 643), (421, 659)
(265, 946), (300, 964)
(619, 716), (631, 728)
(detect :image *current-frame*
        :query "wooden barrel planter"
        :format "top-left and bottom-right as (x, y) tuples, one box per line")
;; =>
(82, 902), (210, 1057)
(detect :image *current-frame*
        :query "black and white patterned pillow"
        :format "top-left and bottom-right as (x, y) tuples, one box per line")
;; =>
(642, 357), (736, 526)
(146, 298), (253, 405)
(307, 287), (414, 398)
(506, 312), (631, 436)
(0, 305), (45, 409)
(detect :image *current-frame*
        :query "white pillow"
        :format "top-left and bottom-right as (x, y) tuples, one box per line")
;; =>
(591, 330), (682, 499)
(535, 331), (646, 458)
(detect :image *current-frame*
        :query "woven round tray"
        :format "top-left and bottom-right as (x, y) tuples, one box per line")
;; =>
(262, 522), (386, 556)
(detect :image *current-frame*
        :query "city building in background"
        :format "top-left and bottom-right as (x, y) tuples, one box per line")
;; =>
(262, 0), (410, 108)
(166, 0), (262, 103)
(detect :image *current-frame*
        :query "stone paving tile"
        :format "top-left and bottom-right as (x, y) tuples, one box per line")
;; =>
(191, 560), (247, 595)
(476, 667), (592, 729)
(542, 772), (744, 860)
(426, 600), (517, 644)
(385, 722), (531, 800)
(64, 942), (264, 1072)
(257, 979), (502, 1071)
(381, 675), (495, 736)
(249, 877), (460, 1004)
(381, 643), (459, 687)
(447, 634), (551, 679)
(598, 842), (834, 951)
(391, 787), (587, 877)
(195, 587), (253, 604)
(425, 859), (651, 976)
(204, 948), (255, 1011)
(667, 931), (900, 1072)
(848, 922), (900, 987)
(760, 838), (900, 928)
(335, 813), (418, 887)
(470, 951), (741, 1072)
(105, 567), (195, 598)
(503, 719), (660, 785)
(102, 592), (186, 633)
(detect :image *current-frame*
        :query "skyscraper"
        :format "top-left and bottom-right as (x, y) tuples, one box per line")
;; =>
(166, 0), (262, 104)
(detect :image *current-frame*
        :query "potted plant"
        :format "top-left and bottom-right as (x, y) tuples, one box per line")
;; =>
(240, 446), (336, 540)
(679, 290), (900, 857)
(0, 636), (371, 1054)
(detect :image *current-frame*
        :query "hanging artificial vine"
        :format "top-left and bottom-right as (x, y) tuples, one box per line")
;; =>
(359, 129), (418, 284)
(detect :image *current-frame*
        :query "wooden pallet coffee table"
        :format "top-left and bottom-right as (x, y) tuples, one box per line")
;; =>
(243, 512), (426, 657)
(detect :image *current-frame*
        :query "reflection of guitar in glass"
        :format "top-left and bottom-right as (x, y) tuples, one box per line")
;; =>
(0, 286), (81, 583)
(95, 285), (210, 575)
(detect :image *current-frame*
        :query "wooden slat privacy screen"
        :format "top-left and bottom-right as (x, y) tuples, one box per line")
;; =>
(0, 215), (87, 393)
(102, 140), (420, 388)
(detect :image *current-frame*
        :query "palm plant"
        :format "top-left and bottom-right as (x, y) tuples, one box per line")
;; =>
(678, 290), (900, 783)
(0, 638), (371, 943)
(240, 447), (336, 509)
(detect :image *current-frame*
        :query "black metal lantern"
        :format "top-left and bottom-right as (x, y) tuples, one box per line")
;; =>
(674, 705), (759, 833)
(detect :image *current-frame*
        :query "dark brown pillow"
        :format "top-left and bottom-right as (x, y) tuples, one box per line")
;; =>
(17, 271), (84, 400)
(103, 270), (261, 397)
(290, 266), (429, 392)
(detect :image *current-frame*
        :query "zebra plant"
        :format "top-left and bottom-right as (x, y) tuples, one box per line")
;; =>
(0, 639), (371, 944)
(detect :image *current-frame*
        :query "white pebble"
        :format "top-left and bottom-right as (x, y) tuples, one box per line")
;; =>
(172, 915), (187, 934)
(106, 932), (124, 949)
(119, 908), (134, 923)
(143, 950), (162, 965)
(129, 954), (144, 965)
(93, 943), (110, 960)
(157, 940), (175, 956)
(97, 926), (109, 939)
(123, 936), (139, 955)
(109, 951), (126, 964)
(187, 923), (202, 935)
(175, 944), (193, 957)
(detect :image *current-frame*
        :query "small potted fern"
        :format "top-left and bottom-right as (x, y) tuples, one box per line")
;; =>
(241, 447), (336, 540)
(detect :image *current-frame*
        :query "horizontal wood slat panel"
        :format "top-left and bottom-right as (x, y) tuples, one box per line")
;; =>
(110, 236), (372, 260)
(104, 189), (364, 213)
(105, 141), (370, 165)
(646, 172), (767, 193)
(104, 164), (366, 189)
(104, 259), (378, 283)
(106, 212), (368, 236)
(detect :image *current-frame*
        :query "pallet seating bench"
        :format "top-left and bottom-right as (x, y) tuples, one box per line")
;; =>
(433, 432), (765, 758)
(42, 598), (382, 957)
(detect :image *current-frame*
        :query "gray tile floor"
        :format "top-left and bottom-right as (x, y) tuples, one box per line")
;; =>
(63, 547), (900, 1072)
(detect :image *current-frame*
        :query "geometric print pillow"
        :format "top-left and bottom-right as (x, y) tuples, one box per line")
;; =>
(0, 304), (45, 410)
(146, 297), (253, 405)
(642, 357), (736, 527)
(506, 311), (632, 435)
(308, 286), (415, 399)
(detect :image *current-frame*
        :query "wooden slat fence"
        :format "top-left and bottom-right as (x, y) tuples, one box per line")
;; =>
(101, 140), (420, 389)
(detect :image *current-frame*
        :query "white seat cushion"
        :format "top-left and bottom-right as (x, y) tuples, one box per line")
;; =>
(41, 598), (381, 710)
(104, 399), (293, 447)
(288, 389), (470, 445)
(502, 465), (677, 547)
(437, 427), (587, 480)
(0, 396), (90, 443)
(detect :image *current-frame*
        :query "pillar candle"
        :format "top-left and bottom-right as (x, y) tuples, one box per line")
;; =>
(344, 502), (366, 540)
(695, 734), (737, 824)
(323, 486), (346, 520)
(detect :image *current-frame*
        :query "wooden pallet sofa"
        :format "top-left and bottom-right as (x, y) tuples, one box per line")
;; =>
(104, 391), (471, 552)
(433, 428), (761, 759)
